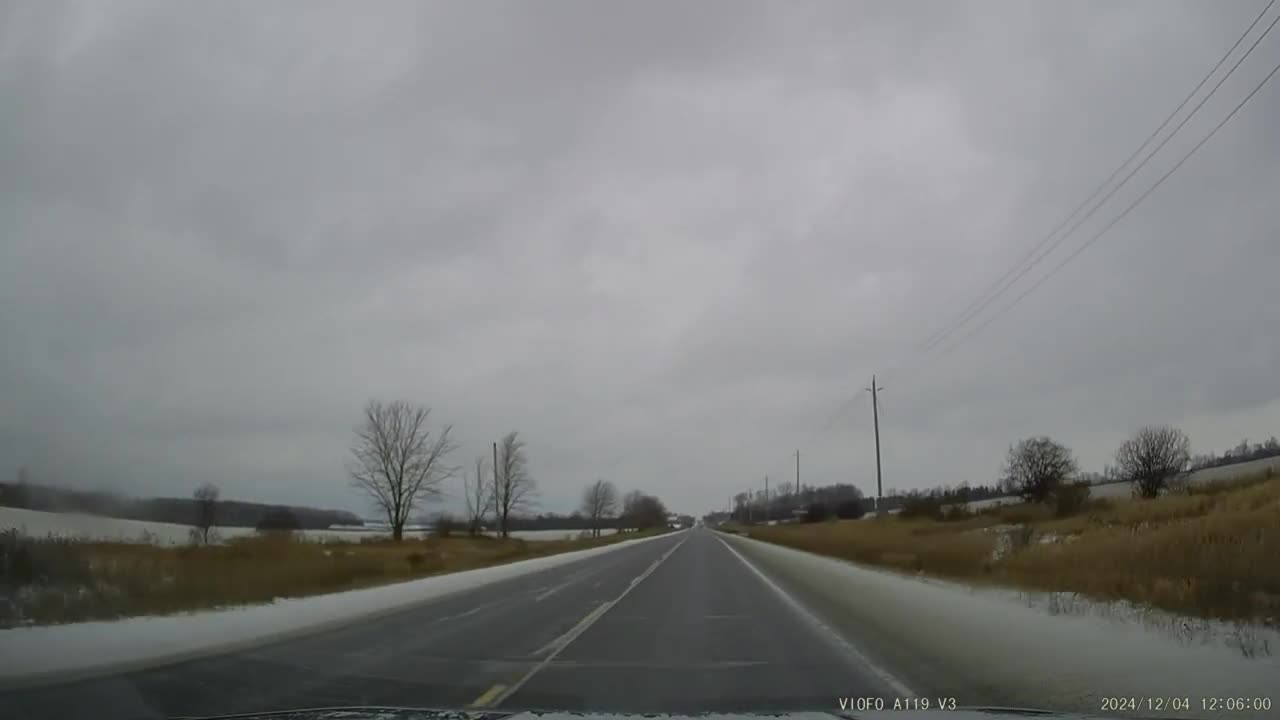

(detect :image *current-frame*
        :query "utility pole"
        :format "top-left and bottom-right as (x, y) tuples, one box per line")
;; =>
(867, 375), (885, 511)
(764, 475), (769, 523)
(746, 489), (753, 524)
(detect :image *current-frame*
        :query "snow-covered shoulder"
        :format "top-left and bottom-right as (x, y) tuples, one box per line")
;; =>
(720, 532), (1279, 720)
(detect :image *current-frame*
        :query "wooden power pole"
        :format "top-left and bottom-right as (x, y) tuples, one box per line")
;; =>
(868, 375), (885, 510)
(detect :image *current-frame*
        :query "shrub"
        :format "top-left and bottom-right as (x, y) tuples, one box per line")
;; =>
(943, 504), (972, 521)
(1165, 475), (1193, 496)
(0, 530), (94, 588)
(1115, 425), (1191, 499)
(432, 514), (459, 538)
(188, 527), (223, 546)
(1052, 482), (1092, 517)
(804, 502), (830, 522)
(835, 498), (866, 519)
(0, 531), (100, 628)
(1001, 436), (1077, 503)
(993, 503), (1052, 524)
(899, 493), (943, 520)
(0, 529), (37, 586)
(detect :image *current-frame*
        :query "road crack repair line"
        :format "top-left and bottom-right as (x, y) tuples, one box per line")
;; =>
(469, 533), (689, 709)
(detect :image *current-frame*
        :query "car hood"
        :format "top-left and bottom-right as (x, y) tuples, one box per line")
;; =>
(181, 707), (1122, 720)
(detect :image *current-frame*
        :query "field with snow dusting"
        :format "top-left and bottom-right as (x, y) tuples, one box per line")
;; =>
(0, 506), (616, 544)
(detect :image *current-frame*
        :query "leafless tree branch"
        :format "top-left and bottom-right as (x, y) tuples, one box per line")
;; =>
(620, 489), (668, 529)
(192, 483), (220, 544)
(1000, 436), (1077, 503)
(464, 455), (491, 536)
(1115, 425), (1191, 499)
(348, 400), (458, 541)
(493, 431), (536, 537)
(579, 478), (618, 538)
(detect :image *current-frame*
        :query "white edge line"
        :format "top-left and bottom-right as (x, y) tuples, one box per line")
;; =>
(489, 532), (690, 707)
(715, 533), (915, 698)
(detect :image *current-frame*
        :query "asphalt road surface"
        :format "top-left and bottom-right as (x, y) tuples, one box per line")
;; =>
(0, 528), (900, 718)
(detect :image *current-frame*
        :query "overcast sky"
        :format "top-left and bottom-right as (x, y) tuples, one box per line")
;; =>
(2, 0), (1278, 518)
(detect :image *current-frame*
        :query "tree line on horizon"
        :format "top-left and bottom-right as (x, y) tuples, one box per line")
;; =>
(2, 398), (681, 542)
(710, 425), (1276, 525)
(0, 475), (361, 532)
(348, 399), (675, 541)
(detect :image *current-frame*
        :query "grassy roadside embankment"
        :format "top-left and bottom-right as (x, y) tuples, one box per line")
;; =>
(731, 473), (1280, 624)
(0, 527), (671, 628)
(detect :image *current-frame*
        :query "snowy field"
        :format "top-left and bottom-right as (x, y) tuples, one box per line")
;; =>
(0, 506), (618, 544)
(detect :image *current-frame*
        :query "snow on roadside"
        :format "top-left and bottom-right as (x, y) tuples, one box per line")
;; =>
(0, 530), (681, 685)
(724, 532), (1279, 720)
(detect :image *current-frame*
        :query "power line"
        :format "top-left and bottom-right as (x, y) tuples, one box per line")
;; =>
(917, 0), (1278, 355)
(933, 52), (1280, 360)
(819, 386), (868, 433)
(923, 4), (1279, 357)
(798, 3), (1278, 497)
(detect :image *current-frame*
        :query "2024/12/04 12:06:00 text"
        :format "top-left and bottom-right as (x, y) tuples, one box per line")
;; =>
(1100, 696), (1273, 713)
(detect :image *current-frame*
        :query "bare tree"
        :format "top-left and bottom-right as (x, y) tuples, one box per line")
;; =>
(493, 431), (536, 537)
(464, 455), (491, 536)
(621, 489), (645, 527)
(192, 483), (220, 544)
(620, 490), (668, 529)
(348, 400), (458, 541)
(1115, 425), (1191, 499)
(1000, 436), (1077, 503)
(579, 479), (618, 538)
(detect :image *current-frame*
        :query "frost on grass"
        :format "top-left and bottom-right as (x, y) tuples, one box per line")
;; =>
(1013, 587), (1278, 658)
(973, 525), (1277, 659)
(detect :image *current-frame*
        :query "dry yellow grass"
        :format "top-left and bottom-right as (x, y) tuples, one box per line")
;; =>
(3, 528), (668, 626)
(743, 473), (1280, 623)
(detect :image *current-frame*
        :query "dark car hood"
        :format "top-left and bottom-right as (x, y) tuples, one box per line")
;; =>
(178, 707), (1122, 720)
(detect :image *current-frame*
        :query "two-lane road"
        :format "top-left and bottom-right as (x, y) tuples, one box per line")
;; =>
(0, 528), (897, 718)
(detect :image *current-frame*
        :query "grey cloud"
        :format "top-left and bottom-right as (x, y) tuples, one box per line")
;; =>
(2, 1), (1278, 516)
